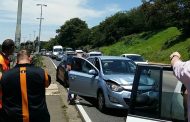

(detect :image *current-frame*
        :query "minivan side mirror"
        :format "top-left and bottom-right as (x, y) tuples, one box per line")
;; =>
(89, 69), (98, 76)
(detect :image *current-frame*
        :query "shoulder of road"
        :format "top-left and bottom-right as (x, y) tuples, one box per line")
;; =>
(43, 56), (83, 122)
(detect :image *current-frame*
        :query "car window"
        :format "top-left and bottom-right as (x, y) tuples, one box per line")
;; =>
(72, 57), (84, 72)
(95, 58), (100, 70)
(129, 65), (185, 121)
(82, 61), (95, 74)
(130, 67), (161, 119)
(161, 70), (184, 120)
(87, 57), (100, 70)
(87, 58), (95, 64)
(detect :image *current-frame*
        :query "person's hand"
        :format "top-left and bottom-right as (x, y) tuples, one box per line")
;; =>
(170, 52), (181, 60)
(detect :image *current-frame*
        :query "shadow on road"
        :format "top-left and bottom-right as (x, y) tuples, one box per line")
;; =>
(80, 96), (128, 117)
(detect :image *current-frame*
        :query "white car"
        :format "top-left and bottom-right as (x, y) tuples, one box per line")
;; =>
(75, 50), (84, 57)
(121, 54), (148, 64)
(87, 51), (102, 57)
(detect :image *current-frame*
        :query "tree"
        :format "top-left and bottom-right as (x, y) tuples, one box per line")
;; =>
(56, 18), (88, 48)
(44, 37), (59, 51)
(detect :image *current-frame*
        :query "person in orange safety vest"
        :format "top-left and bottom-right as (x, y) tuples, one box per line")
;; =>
(0, 39), (15, 109)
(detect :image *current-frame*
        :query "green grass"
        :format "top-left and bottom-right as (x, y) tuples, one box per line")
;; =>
(32, 54), (45, 67)
(100, 27), (190, 64)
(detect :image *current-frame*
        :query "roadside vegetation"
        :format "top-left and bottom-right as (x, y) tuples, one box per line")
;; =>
(31, 54), (45, 68)
(100, 27), (190, 64)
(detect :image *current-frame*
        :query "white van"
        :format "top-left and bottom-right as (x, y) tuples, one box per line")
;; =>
(52, 45), (63, 59)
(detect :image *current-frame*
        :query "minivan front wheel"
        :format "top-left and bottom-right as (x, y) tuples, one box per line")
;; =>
(97, 91), (106, 112)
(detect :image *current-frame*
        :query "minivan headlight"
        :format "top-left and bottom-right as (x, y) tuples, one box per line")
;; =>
(106, 80), (123, 92)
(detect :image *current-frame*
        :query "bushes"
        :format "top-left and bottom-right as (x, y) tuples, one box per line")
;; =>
(31, 54), (45, 68)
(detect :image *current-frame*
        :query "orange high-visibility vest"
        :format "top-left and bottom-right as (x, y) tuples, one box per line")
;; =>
(0, 53), (10, 72)
(0, 53), (10, 109)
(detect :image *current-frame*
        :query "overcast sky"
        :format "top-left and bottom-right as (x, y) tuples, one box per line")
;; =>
(0, 0), (142, 44)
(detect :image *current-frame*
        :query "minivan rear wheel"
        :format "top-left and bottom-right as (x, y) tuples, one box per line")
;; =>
(97, 91), (106, 112)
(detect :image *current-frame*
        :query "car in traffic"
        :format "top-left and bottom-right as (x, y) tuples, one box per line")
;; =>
(121, 54), (148, 64)
(126, 64), (185, 122)
(52, 45), (63, 59)
(56, 52), (65, 61)
(75, 49), (84, 57)
(45, 51), (52, 57)
(69, 56), (158, 112)
(86, 51), (102, 57)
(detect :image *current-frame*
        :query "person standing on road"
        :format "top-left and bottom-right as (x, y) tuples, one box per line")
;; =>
(0, 39), (15, 109)
(65, 55), (77, 103)
(0, 49), (51, 122)
(170, 51), (189, 122)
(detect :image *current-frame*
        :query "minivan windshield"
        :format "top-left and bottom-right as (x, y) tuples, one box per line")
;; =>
(101, 59), (136, 75)
(53, 48), (63, 52)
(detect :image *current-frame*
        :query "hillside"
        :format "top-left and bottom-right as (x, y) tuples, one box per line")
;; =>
(100, 27), (190, 64)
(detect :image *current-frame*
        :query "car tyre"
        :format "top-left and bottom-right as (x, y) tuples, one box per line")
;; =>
(97, 91), (106, 112)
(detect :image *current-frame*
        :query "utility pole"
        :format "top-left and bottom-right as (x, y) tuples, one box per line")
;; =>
(15, 0), (23, 51)
(33, 31), (36, 41)
(36, 4), (47, 53)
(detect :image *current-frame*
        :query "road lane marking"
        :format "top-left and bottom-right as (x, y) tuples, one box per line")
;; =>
(50, 58), (57, 69)
(50, 57), (92, 122)
(75, 100), (92, 122)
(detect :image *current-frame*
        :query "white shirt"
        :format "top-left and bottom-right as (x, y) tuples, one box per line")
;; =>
(173, 60), (190, 122)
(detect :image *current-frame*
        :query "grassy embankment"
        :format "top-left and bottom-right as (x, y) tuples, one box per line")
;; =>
(100, 27), (190, 64)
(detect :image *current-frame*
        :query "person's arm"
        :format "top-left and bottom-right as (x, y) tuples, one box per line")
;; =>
(44, 70), (51, 88)
(170, 52), (190, 85)
(0, 65), (3, 79)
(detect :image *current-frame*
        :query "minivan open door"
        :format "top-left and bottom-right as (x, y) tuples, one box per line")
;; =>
(126, 64), (185, 122)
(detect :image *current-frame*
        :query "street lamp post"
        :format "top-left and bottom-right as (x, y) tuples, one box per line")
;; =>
(36, 4), (47, 53)
(15, 0), (23, 51)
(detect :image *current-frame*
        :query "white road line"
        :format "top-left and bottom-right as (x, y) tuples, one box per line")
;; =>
(49, 57), (92, 122)
(75, 101), (92, 122)
(50, 58), (57, 69)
